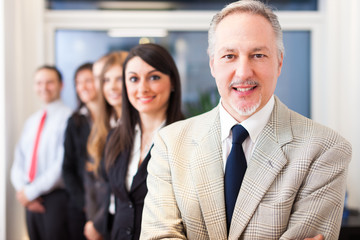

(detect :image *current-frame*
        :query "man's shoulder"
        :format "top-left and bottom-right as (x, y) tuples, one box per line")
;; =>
(275, 98), (351, 149)
(159, 107), (219, 139)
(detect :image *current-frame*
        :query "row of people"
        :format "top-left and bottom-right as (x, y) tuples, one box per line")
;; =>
(11, 43), (183, 240)
(11, 1), (351, 240)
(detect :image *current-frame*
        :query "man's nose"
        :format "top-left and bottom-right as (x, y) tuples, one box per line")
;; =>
(235, 58), (253, 80)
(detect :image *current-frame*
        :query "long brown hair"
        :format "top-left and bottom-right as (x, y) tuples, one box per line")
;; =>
(87, 51), (128, 174)
(104, 43), (184, 170)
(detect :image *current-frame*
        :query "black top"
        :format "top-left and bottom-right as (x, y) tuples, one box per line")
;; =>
(62, 112), (111, 237)
(103, 143), (152, 240)
(63, 112), (90, 210)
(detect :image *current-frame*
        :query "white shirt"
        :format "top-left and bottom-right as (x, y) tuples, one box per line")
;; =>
(220, 96), (275, 171)
(11, 99), (72, 201)
(125, 121), (165, 191)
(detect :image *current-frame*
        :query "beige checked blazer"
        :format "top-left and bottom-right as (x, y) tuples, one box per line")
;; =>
(141, 97), (351, 240)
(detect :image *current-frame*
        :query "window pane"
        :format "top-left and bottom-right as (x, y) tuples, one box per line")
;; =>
(277, 31), (311, 118)
(47, 0), (317, 11)
(56, 29), (310, 118)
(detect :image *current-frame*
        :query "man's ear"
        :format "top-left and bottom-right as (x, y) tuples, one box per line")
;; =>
(277, 52), (284, 77)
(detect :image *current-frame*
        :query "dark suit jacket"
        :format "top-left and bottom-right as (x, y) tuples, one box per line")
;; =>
(62, 112), (111, 238)
(105, 148), (151, 240)
(63, 113), (90, 210)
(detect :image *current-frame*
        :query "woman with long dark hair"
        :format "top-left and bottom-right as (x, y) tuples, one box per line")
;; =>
(103, 43), (184, 240)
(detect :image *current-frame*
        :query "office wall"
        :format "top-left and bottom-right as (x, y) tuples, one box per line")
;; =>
(323, 0), (360, 210)
(2, 0), (45, 239)
(0, 0), (6, 239)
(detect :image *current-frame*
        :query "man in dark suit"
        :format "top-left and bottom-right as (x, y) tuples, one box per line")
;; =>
(140, 1), (351, 239)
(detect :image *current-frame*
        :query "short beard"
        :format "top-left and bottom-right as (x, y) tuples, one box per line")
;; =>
(230, 79), (261, 117)
(235, 94), (262, 117)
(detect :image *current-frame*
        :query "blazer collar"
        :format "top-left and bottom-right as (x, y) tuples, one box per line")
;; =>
(229, 96), (293, 237)
(189, 106), (228, 239)
(189, 97), (293, 238)
(130, 145), (153, 192)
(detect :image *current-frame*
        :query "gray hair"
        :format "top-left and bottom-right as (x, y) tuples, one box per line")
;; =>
(207, 0), (284, 59)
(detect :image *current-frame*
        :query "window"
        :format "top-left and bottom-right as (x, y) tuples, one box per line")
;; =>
(56, 29), (310, 117)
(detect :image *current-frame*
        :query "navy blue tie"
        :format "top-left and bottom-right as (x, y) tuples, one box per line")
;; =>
(225, 124), (249, 231)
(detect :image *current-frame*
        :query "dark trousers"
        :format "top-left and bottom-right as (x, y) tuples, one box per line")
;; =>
(25, 189), (69, 240)
(67, 203), (87, 240)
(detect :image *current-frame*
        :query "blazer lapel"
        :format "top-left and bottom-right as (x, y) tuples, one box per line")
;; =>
(229, 97), (293, 238)
(189, 107), (228, 240)
(130, 146), (152, 193)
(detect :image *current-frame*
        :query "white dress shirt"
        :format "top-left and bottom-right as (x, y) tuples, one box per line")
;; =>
(11, 99), (72, 201)
(125, 121), (165, 191)
(220, 96), (275, 171)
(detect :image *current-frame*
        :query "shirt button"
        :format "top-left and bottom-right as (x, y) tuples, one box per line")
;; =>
(128, 202), (133, 208)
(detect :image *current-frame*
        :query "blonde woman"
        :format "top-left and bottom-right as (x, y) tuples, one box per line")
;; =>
(85, 51), (128, 240)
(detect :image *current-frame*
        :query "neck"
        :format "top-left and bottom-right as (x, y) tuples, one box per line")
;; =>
(138, 113), (166, 164)
(85, 101), (98, 120)
(44, 98), (60, 106)
(139, 112), (166, 135)
(114, 106), (122, 119)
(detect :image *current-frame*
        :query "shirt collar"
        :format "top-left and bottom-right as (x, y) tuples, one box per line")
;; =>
(79, 106), (89, 116)
(220, 95), (274, 144)
(44, 99), (63, 114)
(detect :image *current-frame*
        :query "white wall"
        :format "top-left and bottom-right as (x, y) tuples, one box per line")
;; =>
(323, 0), (360, 209)
(0, 0), (6, 239)
(2, 0), (45, 239)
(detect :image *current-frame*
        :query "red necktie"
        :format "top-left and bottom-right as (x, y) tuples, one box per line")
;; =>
(28, 110), (47, 182)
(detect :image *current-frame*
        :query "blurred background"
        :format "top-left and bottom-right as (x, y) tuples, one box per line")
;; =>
(1, 0), (360, 239)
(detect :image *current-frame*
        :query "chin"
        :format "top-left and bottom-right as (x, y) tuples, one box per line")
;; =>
(234, 98), (261, 117)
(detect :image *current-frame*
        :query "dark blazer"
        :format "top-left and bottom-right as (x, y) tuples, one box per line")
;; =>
(63, 113), (90, 210)
(62, 112), (111, 238)
(105, 148), (151, 240)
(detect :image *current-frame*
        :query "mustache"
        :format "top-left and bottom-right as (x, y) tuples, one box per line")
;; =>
(229, 79), (259, 88)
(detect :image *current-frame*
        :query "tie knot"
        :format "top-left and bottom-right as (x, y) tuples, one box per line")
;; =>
(231, 125), (248, 144)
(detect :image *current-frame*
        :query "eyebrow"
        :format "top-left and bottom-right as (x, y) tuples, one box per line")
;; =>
(218, 46), (271, 53)
(252, 46), (270, 52)
(218, 47), (237, 53)
(127, 69), (159, 75)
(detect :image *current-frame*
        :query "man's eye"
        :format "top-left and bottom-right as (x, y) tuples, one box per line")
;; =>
(254, 54), (265, 58)
(224, 54), (235, 60)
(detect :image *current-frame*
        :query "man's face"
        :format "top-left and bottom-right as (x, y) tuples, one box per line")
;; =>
(34, 68), (63, 104)
(210, 13), (283, 122)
